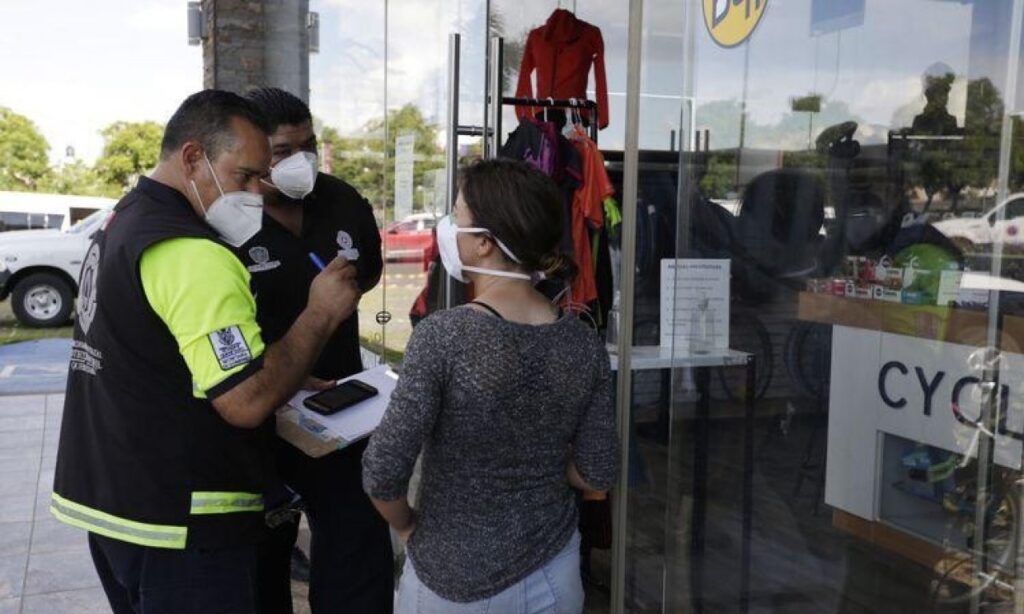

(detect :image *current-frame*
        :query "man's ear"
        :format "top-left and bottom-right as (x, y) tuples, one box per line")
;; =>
(180, 141), (204, 179)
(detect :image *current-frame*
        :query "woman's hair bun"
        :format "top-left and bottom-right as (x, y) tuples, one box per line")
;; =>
(539, 252), (578, 282)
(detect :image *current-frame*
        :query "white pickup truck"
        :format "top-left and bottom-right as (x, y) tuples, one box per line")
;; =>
(933, 194), (1024, 247)
(0, 208), (112, 327)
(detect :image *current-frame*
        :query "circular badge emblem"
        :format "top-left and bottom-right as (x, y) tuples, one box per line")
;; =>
(336, 231), (354, 251)
(703, 0), (768, 48)
(77, 243), (101, 335)
(249, 246), (270, 264)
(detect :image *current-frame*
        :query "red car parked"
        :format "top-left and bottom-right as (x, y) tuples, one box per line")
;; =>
(381, 213), (438, 267)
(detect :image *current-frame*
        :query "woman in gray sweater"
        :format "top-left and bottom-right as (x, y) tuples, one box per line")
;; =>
(362, 159), (619, 613)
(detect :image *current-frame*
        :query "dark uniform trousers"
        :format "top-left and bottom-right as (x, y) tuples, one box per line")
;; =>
(241, 174), (392, 613)
(90, 533), (258, 614)
(256, 438), (394, 614)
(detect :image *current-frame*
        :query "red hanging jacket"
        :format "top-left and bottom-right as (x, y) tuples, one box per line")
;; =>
(515, 9), (609, 130)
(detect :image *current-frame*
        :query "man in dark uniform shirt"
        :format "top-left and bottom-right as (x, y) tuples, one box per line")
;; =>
(240, 88), (392, 614)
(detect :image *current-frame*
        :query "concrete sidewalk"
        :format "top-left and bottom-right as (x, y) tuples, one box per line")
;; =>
(0, 393), (314, 613)
(0, 393), (106, 612)
(0, 340), (385, 612)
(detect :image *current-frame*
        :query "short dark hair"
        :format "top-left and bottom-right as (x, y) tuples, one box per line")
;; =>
(245, 87), (312, 133)
(160, 90), (269, 161)
(458, 159), (577, 281)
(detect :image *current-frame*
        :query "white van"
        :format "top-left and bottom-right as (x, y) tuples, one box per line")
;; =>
(0, 193), (115, 328)
(0, 191), (114, 233)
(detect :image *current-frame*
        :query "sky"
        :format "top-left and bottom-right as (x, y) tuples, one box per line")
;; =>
(0, 0), (203, 164)
(0, 0), (469, 164)
(0, 0), (1020, 165)
(309, 0), (1011, 152)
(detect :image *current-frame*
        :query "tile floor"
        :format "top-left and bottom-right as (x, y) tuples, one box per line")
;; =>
(0, 394), (316, 613)
(0, 393), (106, 612)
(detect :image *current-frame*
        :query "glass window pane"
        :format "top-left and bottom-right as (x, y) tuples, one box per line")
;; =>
(623, 0), (1024, 612)
(3, 213), (28, 231)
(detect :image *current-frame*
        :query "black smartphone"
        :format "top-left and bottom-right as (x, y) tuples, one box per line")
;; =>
(303, 380), (379, 416)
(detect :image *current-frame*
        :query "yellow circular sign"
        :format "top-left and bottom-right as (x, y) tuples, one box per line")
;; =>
(703, 0), (768, 48)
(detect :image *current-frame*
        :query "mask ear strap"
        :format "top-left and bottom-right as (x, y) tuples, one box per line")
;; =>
(203, 153), (226, 196)
(188, 180), (208, 215)
(488, 236), (522, 264)
(450, 217), (526, 267)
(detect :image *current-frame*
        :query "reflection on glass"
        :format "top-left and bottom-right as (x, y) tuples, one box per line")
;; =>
(624, 0), (1024, 612)
(311, 0), (483, 360)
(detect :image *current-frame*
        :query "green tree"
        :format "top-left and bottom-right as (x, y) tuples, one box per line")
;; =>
(321, 124), (385, 208)
(0, 107), (50, 191)
(40, 160), (119, 198)
(95, 121), (163, 193)
(948, 78), (1002, 212)
(321, 105), (443, 216)
(897, 78), (1003, 214)
(699, 153), (738, 199)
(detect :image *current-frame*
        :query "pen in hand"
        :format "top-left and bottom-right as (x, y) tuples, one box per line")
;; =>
(309, 252), (359, 291)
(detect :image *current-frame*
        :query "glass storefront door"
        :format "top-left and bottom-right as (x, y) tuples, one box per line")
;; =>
(336, 0), (489, 362)
(373, 0), (1024, 611)
(620, 0), (1024, 612)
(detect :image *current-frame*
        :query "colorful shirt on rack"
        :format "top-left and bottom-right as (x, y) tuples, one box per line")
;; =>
(515, 9), (609, 130)
(500, 118), (581, 260)
(570, 127), (613, 305)
(500, 117), (558, 177)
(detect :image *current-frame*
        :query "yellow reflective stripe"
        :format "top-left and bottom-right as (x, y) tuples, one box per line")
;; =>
(189, 491), (264, 515)
(50, 493), (187, 549)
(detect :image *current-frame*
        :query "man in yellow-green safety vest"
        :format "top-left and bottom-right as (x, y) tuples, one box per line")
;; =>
(51, 90), (361, 613)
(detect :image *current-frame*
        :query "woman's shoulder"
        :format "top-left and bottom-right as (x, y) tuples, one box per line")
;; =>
(411, 307), (487, 339)
(554, 315), (611, 364)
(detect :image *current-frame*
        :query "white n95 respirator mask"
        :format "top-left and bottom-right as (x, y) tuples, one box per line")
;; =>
(268, 151), (318, 200)
(190, 154), (264, 248)
(435, 215), (531, 283)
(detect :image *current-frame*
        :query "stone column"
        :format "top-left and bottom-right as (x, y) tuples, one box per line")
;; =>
(201, 0), (309, 102)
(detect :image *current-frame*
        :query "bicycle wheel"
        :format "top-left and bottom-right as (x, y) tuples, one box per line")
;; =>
(931, 476), (1017, 606)
(783, 322), (833, 400)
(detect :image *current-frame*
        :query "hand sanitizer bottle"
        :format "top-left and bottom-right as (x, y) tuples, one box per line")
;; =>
(689, 296), (713, 354)
(606, 290), (621, 346)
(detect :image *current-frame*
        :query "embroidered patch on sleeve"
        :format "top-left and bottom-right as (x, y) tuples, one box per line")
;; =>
(208, 326), (252, 371)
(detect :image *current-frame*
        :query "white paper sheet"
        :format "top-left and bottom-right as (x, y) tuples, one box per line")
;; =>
(659, 259), (731, 349)
(286, 365), (399, 444)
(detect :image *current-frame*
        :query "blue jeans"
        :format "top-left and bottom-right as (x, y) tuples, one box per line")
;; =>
(397, 531), (584, 614)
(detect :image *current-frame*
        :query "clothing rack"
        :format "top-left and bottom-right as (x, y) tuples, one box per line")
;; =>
(501, 97), (600, 143)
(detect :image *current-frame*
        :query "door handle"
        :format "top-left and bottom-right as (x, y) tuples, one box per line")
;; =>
(487, 36), (504, 159)
(444, 32), (461, 309)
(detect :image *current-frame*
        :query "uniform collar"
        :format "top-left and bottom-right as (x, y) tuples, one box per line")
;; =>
(136, 176), (198, 215)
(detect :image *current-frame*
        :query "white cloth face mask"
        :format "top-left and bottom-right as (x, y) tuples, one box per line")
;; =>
(267, 151), (318, 200)
(190, 154), (264, 247)
(435, 215), (531, 283)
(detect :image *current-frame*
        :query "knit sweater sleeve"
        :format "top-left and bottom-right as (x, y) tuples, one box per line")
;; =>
(361, 317), (445, 501)
(571, 341), (619, 490)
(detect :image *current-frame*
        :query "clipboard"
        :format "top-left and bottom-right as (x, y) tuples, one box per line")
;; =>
(275, 365), (398, 457)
